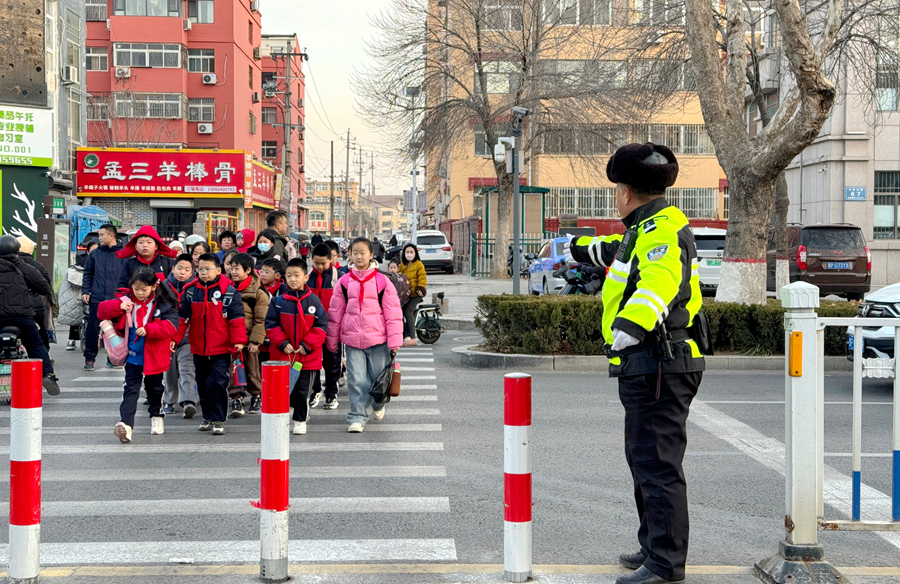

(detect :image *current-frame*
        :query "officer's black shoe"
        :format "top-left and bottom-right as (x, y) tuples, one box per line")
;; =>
(618, 550), (647, 570)
(615, 566), (684, 584)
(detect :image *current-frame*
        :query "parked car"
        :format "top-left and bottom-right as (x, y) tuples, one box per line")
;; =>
(767, 223), (871, 299)
(413, 230), (453, 273)
(691, 227), (726, 296)
(847, 282), (900, 358)
(527, 237), (570, 295)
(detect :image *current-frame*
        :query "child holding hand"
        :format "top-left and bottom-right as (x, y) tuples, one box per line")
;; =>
(99, 268), (179, 443)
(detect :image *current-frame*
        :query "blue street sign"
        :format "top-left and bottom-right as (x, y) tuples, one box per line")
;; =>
(845, 187), (867, 201)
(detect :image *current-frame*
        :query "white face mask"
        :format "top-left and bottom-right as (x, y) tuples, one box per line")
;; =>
(258, 243), (271, 253)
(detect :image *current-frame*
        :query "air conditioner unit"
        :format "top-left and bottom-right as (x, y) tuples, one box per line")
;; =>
(62, 65), (78, 85)
(115, 67), (131, 78)
(197, 123), (214, 134)
(252, 92), (260, 103)
(183, 18), (192, 31)
(253, 46), (261, 60)
(250, 0), (259, 11)
(202, 73), (217, 84)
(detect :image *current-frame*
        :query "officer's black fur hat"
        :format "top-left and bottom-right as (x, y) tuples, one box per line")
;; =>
(606, 142), (679, 193)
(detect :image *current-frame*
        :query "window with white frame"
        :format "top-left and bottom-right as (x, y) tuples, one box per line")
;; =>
(875, 171), (900, 239)
(113, 0), (181, 16)
(633, 0), (683, 25)
(86, 0), (108, 21)
(262, 107), (277, 124)
(545, 0), (611, 25)
(188, 98), (215, 122)
(877, 52), (899, 111)
(309, 211), (325, 221)
(187, 49), (215, 73)
(115, 93), (183, 118)
(249, 110), (257, 134)
(484, 0), (523, 30)
(474, 121), (512, 156)
(65, 9), (80, 77)
(187, 0), (214, 22)
(114, 43), (182, 68)
(633, 59), (693, 91)
(666, 188), (717, 218)
(86, 47), (108, 71)
(87, 97), (109, 120)
(262, 141), (278, 158)
(474, 60), (520, 94)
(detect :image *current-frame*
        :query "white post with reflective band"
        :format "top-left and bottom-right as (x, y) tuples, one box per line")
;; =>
(504, 373), (531, 583)
(9, 360), (43, 584)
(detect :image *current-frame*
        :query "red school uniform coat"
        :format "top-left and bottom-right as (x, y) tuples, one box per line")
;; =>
(308, 266), (338, 312)
(174, 275), (248, 356)
(97, 292), (179, 375)
(265, 288), (328, 370)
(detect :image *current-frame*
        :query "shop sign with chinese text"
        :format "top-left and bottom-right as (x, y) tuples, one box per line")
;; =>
(0, 106), (53, 167)
(244, 160), (276, 209)
(77, 148), (245, 198)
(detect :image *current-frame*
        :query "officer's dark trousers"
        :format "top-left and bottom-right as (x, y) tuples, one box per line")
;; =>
(618, 370), (701, 581)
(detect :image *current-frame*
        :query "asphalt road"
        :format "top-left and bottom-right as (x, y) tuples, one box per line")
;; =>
(1, 306), (900, 583)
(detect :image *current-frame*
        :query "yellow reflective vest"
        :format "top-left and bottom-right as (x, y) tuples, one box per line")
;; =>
(570, 197), (705, 377)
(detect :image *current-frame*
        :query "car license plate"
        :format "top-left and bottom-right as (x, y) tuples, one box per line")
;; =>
(848, 335), (854, 350)
(828, 262), (851, 270)
(0, 375), (10, 386)
(426, 249), (437, 253)
(0, 363), (10, 375)
(706, 259), (721, 266)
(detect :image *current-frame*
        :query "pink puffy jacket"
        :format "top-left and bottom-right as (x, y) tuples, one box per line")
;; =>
(326, 269), (404, 352)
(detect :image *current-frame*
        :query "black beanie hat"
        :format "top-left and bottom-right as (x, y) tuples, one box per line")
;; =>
(606, 142), (679, 192)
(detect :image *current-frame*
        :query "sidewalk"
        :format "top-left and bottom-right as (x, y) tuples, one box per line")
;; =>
(427, 275), (514, 330)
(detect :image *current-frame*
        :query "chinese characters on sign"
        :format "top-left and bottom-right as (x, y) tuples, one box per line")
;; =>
(0, 106), (53, 167)
(77, 149), (246, 196)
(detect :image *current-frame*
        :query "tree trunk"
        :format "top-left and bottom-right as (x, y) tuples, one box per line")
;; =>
(714, 173), (774, 304)
(771, 171), (791, 294)
(491, 168), (513, 279)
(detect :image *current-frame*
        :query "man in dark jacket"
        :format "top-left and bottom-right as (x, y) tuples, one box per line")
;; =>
(82, 224), (124, 370)
(266, 210), (290, 260)
(0, 235), (59, 395)
(17, 237), (53, 348)
(311, 231), (324, 246)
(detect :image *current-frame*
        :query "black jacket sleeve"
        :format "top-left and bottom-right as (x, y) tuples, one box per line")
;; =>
(82, 252), (95, 296)
(19, 261), (51, 296)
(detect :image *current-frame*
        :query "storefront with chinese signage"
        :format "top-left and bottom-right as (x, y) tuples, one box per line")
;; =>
(0, 105), (54, 242)
(76, 148), (250, 240)
(243, 158), (278, 235)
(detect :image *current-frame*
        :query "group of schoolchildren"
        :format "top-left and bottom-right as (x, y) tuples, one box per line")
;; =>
(100, 224), (428, 443)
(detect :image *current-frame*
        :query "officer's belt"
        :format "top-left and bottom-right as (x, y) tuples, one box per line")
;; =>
(605, 328), (691, 359)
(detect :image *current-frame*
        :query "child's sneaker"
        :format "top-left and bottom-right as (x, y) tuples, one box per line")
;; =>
(248, 396), (262, 414)
(324, 397), (338, 410)
(162, 403), (175, 414)
(212, 422), (225, 435)
(198, 420), (213, 431)
(373, 407), (386, 421)
(229, 398), (244, 418)
(114, 422), (132, 443)
(348, 422), (364, 433)
(309, 392), (321, 408)
(292, 421), (307, 435)
(150, 417), (164, 435)
(183, 402), (197, 419)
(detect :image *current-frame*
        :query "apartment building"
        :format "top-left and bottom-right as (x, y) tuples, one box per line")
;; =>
(305, 178), (360, 235)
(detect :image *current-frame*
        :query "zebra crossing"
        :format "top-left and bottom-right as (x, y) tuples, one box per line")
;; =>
(0, 345), (455, 566)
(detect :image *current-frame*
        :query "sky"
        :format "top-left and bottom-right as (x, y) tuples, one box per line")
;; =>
(264, 0), (408, 198)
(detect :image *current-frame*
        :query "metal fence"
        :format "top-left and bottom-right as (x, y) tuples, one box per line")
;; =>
(469, 233), (550, 278)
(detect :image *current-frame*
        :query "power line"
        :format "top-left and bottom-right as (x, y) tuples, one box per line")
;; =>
(304, 62), (340, 137)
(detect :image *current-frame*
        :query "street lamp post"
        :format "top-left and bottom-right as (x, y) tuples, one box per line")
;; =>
(497, 107), (530, 295)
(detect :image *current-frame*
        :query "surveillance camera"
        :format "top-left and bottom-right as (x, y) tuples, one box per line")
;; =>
(512, 106), (530, 117)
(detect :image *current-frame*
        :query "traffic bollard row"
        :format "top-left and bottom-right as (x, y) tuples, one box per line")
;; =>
(504, 372), (532, 583)
(9, 360), (43, 584)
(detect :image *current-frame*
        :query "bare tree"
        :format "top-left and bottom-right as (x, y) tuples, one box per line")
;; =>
(87, 78), (186, 148)
(354, 0), (691, 278)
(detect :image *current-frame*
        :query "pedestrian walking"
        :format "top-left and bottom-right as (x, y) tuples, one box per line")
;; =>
(326, 237), (403, 433)
(236, 229), (255, 253)
(82, 224), (124, 370)
(325, 241), (349, 276)
(398, 244), (426, 347)
(191, 241), (212, 270)
(173, 253), (247, 436)
(265, 259), (328, 435)
(162, 254), (199, 418)
(227, 252), (270, 418)
(116, 225), (176, 292)
(16, 237), (53, 349)
(215, 230), (237, 262)
(100, 268), (179, 443)
(259, 258), (289, 297)
(311, 231), (324, 246)
(250, 229), (284, 269)
(387, 260), (411, 306)
(307, 243), (341, 410)
(566, 143), (708, 584)
(266, 210), (293, 260)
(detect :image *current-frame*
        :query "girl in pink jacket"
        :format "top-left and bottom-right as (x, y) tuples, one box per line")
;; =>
(326, 238), (404, 433)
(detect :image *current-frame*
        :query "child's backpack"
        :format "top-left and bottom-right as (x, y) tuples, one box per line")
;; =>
(341, 272), (391, 307)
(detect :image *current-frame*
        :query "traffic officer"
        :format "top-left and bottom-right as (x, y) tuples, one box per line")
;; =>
(565, 143), (706, 584)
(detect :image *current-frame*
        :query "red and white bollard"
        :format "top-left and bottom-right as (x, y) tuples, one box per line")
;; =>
(254, 361), (291, 582)
(504, 372), (532, 583)
(9, 360), (42, 584)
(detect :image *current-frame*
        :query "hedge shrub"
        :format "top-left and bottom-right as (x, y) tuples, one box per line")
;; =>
(475, 295), (857, 356)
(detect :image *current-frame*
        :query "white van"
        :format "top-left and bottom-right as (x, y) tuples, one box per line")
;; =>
(414, 230), (453, 273)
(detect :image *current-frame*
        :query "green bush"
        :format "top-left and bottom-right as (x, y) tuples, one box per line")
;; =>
(475, 295), (858, 356)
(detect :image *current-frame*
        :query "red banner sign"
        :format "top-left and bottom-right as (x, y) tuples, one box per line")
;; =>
(309, 219), (328, 230)
(246, 160), (276, 210)
(77, 148), (245, 198)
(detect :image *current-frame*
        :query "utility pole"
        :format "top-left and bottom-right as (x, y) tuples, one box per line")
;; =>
(358, 147), (365, 236)
(329, 141), (335, 238)
(344, 129), (351, 239)
(270, 47), (307, 218)
(370, 152), (376, 237)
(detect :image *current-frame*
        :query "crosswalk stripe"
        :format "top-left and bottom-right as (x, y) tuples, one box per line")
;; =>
(21, 442), (444, 455)
(402, 375), (437, 380)
(390, 395), (437, 402)
(71, 376), (124, 382)
(0, 408), (442, 418)
(399, 385), (438, 390)
(0, 423), (443, 436)
(16, 497), (451, 517)
(0, 465), (447, 482)
(401, 367), (435, 371)
(398, 358), (434, 362)
(0, 539), (458, 564)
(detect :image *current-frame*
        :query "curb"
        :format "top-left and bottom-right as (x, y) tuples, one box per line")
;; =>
(450, 346), (855, 372)
(441, 316), (478, 332)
